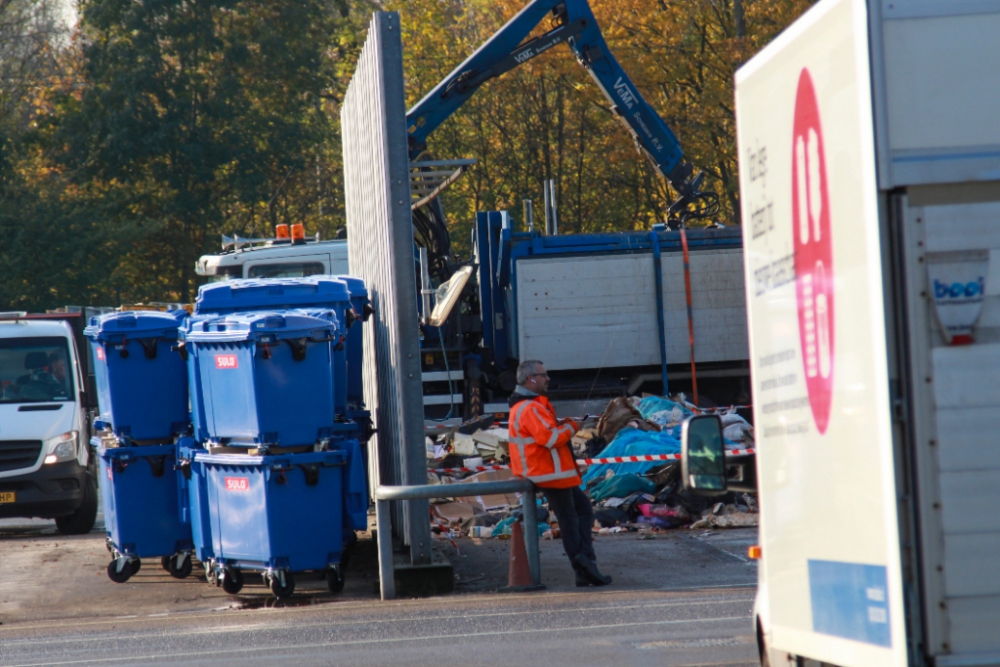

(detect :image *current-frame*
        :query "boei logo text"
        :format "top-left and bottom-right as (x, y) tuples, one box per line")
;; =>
(224, 477), (250, 492)
(934, 278), (984, 300)
(215, 354), (238, 369)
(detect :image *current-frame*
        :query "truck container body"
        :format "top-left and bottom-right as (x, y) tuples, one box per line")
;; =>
(737, 0), (1000, 665)
(474, 211), (750, 408)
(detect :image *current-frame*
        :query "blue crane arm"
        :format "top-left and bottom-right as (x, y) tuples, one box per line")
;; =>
(405, 0), (706, 204)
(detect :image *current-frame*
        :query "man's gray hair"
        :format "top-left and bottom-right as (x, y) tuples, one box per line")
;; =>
(516, 360), (544, 385)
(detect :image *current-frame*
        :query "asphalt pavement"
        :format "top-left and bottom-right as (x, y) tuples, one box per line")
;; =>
(0, 513), (760, 667)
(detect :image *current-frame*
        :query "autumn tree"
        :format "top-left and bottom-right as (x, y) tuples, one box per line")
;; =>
(46, 0), (343, 302)
(389, 0), (811, 259)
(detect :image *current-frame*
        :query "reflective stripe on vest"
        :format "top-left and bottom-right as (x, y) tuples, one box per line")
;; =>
(508, 398), (579, 484)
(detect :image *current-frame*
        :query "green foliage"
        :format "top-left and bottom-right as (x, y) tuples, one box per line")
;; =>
(46, 0), (342, 301)
(0, 0), (812, 308)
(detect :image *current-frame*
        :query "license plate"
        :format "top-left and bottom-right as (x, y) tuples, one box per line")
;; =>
(0, 491), (15, 504)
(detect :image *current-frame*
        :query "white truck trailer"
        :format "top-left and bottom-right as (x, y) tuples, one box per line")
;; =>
(684, 0), (1000, 665)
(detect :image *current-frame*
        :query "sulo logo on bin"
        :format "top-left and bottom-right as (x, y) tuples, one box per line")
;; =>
(224, 476), (250, 491)
(215, 354), (238, 369)
(792, 68), (835, 435)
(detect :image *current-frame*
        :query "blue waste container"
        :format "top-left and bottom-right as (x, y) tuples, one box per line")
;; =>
(85, 311), (189, 442)
(195, 278), (353, 418)
(339, 438), (368, 533)
(188, 449), (347, 598)
(334, 276), (371, 411)
(177, 442), (214, 564)
(96, 439), (194, 583)
(181, 312), (337, 449)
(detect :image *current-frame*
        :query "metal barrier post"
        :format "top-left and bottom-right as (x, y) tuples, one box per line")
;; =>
(521, 486), (541, 587)
(373, 478), (541, 600)
(375, 498), (396, 600)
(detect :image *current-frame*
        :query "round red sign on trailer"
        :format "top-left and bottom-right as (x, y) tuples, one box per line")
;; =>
(792, 69), (834, 434)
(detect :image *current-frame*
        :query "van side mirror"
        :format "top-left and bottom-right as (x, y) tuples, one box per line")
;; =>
(681, 414), (728, 496)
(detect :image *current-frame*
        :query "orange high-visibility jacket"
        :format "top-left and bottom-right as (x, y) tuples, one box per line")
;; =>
(508, 395), (581, 488)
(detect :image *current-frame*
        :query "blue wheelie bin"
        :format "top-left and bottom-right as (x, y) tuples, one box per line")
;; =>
(333, 276), (372, 414)
(85, 311), (189, 443)
(188, 448), (347, 598)
(194, 277), (354, 420)
(96, 439), (194, 583)
(182, 311), (337, 449)
(84, 311), (195, 583)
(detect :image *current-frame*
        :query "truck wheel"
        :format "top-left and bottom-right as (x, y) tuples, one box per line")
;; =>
(757, 619), (770, 667)
(56, 472), (98, 536)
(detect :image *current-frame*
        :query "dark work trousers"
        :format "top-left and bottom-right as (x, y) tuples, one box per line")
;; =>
(543, 486), (597, 565)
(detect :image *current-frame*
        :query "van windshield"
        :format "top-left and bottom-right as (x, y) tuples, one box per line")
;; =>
(0, 337), (74, 403)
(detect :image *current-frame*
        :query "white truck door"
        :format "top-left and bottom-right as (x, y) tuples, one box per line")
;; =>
(736, 0), (907, 664)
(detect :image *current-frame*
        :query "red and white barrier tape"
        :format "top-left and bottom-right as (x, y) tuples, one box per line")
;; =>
(429, 449), (756, 474)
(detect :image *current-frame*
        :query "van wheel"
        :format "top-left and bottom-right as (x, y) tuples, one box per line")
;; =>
(56, 473), (98, 535)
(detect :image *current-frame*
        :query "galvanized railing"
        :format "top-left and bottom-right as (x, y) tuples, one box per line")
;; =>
(373, 479), (541, 600)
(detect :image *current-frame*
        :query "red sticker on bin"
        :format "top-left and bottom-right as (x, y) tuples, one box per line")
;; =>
(96, 346), (105, 361)
(215, 354), (238, 369)
(224, 477), (250, 491)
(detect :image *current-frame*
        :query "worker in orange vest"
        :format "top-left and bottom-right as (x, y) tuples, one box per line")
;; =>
(508, 360), (612, 587)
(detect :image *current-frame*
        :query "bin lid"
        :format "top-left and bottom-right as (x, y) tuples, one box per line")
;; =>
(84, 311), (186, 342)
(196, 277), (351, 314)
(181, 311), (336, 343)
(330, 275), (368, 299)
(290, 308), (342, 331)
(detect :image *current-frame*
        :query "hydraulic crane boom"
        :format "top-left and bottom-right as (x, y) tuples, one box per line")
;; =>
(405, 0), (719, 223)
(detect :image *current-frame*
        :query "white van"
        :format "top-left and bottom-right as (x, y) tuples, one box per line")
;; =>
(0, 314), (97, 534)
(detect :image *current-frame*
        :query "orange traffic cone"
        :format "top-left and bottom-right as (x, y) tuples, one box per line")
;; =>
(498, 519), (546, 593)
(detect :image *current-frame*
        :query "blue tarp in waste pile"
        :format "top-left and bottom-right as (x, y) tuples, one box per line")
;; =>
(582, 427), (682, 485)
(589, 473), (657, 502)
(637, 396), (689, 419)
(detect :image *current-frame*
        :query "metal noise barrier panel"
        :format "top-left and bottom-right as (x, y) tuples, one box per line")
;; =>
(342, 12), (431, 565)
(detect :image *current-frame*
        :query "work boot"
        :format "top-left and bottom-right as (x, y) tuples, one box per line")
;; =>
(573, 553), (612, 586)
(574, 568), (591, 587)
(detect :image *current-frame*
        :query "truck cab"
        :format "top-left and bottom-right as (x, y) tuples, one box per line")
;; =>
(0, 314), (98, 534)
(196, 234), (349, 282)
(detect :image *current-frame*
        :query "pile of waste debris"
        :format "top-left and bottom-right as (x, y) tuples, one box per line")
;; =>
(425, 394), (758, 540)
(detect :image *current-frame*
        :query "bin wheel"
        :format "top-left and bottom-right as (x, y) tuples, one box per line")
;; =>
(269, 572), (295, 599)
(221, 567), (244, 595)
(129, 559), (141, 575)
(160, 556), (172, 573)
(326, 566), (345, 594)
(107, 560), (132, 584)
(106, 538), (114, 554)
(167, 554), (192, 579)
